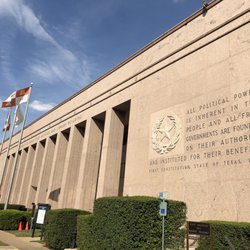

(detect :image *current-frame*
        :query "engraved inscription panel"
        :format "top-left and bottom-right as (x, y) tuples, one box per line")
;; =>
(149, 83), (250, 176)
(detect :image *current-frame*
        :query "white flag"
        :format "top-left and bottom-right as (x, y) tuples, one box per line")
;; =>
(15, 105), (24, 126)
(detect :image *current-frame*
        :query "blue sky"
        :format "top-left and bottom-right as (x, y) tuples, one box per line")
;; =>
(0, 0), (211, 140)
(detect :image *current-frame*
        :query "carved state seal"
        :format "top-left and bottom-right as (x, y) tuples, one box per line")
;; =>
(152, 114), (181, 154)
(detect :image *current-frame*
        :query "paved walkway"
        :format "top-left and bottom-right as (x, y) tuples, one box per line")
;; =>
(0, 231), (50, 250)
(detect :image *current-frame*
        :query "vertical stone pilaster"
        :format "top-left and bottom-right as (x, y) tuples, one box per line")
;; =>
(25, 141), (45, 207)
(0, 153), (10, 197)
(0, 155), (13, 203)
(0, 151), (7, 185)
(9, 150), (24, 203)
(59, 125), (84, 208)
(18, 145), (36, 205)
(75, 118), (104, 211)
(96, 109), (124, 198)
(36, 136), (56, 204)
(47, 131), (69, 208)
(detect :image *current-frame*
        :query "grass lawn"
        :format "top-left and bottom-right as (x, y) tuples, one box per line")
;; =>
(0, 240), (8, 246)
(7, 229), (42, 237)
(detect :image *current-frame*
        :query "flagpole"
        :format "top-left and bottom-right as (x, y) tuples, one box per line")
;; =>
(4, 83), (33, 210)
(0, 108), (11, 154)
(0, 107), (18, 188)
(0, 129), (7, 154)
(0, 109), (12, 186)
(0, 128), (7, 155)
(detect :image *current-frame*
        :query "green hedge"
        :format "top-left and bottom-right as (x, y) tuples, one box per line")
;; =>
(77, 196), (186, 250)
(0, 203), (26, 211)
(44, 208), (90, 250)
(0, 210), (31, 230)
(77, 214), (95, 250)
(197, 221), (250, 250)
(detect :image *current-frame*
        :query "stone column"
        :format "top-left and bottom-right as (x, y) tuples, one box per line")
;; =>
(59, 125), (85, 208)
(47, 131), (69, 208)
(96, 109), (124, 198)
(9, 150), (26, 203)
(35, 136), (56, 204)
(0, 153), (10, 199)
(25, 141), (45, 207)
(18, 145), (36, 205)
(0, 155), (14, 203)
(75, 117), (104, 211)
(0, 150), (7, 185)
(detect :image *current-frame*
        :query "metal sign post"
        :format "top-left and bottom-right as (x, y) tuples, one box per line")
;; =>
(162, 215), (165, 250)
(159, 192), (167, 250)
(30, 203), (36, 231)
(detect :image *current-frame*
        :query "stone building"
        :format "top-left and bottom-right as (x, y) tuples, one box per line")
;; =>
(0, 0), (249, 222)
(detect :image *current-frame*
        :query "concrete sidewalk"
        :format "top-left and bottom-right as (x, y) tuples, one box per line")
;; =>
(0, 230), (50, 250)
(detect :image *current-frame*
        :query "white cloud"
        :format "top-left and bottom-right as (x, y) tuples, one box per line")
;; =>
(0, 0), (92, 89)
(172, 0), (185, 3)
(29, 49), (92, 89)
(0, 31), (17, 86)
(0, 0), (56, 44)
(30, 100), (55, 112)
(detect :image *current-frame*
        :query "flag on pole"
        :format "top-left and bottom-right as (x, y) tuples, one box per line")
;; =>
(16, 87), (30, 104)
(2, 87), (30, 108)
(2, 112), (11, 132)
(1, 92), (15, 108)
(14, 105), (23, 127)
(3, 83), (33, 210)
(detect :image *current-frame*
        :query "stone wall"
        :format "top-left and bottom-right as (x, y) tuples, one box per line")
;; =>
(0, 0), (249, 222)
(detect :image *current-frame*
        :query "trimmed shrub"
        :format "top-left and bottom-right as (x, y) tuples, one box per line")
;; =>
(197, 221), (250, 250)
(77, 196), (186, 250)
(77, 214), (95, 250)
(0, 209), (31, 230)
(44, 208), (90, 250)
(0, 203), (26, 211)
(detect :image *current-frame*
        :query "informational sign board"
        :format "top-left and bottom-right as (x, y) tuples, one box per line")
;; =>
(36, 206), (47, 224)
(32, 203), (51, 239)
(188, 221), (210, 236)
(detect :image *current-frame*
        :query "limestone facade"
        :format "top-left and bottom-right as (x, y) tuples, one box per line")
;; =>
(0, 0), (250, 222)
